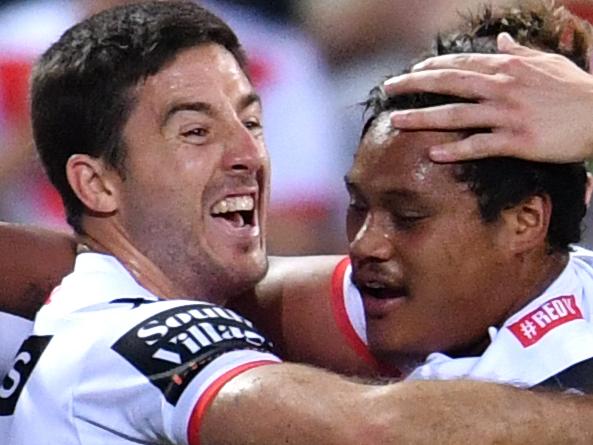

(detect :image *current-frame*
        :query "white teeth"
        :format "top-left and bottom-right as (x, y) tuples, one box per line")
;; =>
(211, 195), (254, 215)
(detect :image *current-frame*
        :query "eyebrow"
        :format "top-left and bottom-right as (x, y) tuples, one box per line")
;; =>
(344, 176), (427, 201)
(238, 92), (262, 111)
(380, 189), (428, 204)
(162, 101), (213, 127)
(161, 92), (262, 128)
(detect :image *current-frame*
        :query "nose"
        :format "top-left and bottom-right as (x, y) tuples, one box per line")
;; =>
(222, 121), (267, 174)
(349, 212), (396, 263)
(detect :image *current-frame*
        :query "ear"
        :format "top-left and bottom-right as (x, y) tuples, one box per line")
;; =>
(498, 194), (552, 254)
(66, 154), (121, 215)
(585, 172), (593, 207)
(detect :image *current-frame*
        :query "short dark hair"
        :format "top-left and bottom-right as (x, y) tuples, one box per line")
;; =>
(31, 1), (246, 232)
(362, 2), (590, 253)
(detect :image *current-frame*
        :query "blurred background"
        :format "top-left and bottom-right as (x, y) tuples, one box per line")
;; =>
(0, 0), (592, 254)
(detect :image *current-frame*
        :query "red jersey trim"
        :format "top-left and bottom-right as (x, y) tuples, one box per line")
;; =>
(187, 360), (279, 445)
(329, 257), (383, 371)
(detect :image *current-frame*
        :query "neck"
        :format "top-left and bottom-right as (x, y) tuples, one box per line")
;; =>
(449, 248), (569, 359)
(504, 249), (569, 319)
(78, 216), (182, 299)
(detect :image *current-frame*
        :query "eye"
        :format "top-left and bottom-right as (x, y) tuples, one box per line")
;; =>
(181, 127), (209, 138)
(243, 119), (263, 136)
(392, 213), (426, 230)
(180, 126), (210, 145)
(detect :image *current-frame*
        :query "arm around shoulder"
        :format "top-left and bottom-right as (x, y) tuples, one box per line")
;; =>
(200, 362), (390, 445)
(0, 223), (76, 318)
(202, 369), (593, 445)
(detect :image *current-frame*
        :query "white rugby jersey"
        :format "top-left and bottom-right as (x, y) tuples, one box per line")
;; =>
(0, 311), (33, 436)
(331, 247), (593, 391)
(0, 312), (32, 379)
(1, 252), (281, 445)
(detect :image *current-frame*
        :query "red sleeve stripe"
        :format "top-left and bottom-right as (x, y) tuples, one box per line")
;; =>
(329, 257), (382, 370)
(187, 360), (279, 445)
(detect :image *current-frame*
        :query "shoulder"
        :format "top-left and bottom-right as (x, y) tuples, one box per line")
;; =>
(108, 300), (277, 381)
(9, 298), (281, 444)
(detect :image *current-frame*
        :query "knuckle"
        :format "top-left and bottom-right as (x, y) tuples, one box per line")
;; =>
(415, 58), (434, 70)
(499, 55), (524, 72)
(515, 128), (537, 148)
(465, 54), (481, 66)
(460, 136), (485, 157)
(547, 53), (566, 64)
(491, 73), (518, 95)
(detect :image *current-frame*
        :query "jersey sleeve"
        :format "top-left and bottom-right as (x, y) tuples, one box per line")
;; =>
(73, 302), (281, 445)
(329, 258), (383, 371)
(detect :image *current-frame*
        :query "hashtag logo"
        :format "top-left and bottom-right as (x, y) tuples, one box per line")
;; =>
(519, 320), (537, 339)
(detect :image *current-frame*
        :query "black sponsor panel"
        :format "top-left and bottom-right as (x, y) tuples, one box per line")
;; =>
(112, 303), (273, 405)
(536, 357), (593, 394)
(0, 335), (52, 416)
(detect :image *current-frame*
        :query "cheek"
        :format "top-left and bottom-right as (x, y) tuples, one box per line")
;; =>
(417, 224), (501, 301)
(178, 150), (208, 172)
(403, 220), (488, 287)
(165, 151), (215, 205)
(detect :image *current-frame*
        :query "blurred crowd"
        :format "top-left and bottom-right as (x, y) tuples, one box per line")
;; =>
(1, 0), (593, 253)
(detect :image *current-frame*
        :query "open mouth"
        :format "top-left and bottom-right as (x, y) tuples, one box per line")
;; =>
(210, 194), (256, 229)
(359, 282), (408, 300)
(355, 279), (409, 318)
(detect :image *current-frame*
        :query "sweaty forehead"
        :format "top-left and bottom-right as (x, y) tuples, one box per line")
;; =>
(351, 117), (467, 191)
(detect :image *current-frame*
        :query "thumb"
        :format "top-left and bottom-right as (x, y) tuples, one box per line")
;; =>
(497, 32), (539, 56)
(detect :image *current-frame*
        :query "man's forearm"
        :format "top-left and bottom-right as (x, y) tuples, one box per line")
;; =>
(386, 379), (593, 444)
(201, 363), (382, 445)
(202, 364), (593, 445)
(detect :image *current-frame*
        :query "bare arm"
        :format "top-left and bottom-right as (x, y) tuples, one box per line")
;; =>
(202, 364), (593, 444)
(0, 223), (76, 318)
(384, 33), (593, 163)
(229, 256), (380, 377)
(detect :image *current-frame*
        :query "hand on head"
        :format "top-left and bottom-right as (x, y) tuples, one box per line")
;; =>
(384, 33), (593, 164)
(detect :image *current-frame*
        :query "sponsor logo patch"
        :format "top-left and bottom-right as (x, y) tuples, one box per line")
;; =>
(508, 295), (583, 347)
(112, 303), (272, 405)
(0, 335), (52, 416)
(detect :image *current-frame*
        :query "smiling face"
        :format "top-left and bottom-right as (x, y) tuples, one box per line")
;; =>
(346, 115), (524, 367)
(114, 43), (269, 303)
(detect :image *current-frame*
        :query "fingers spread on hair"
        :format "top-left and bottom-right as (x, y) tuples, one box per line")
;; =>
(389, 103), (504, 131)
(428, 132), (515, 163)
(384, 70), (499, 100)
(410, 54), (506, 75)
